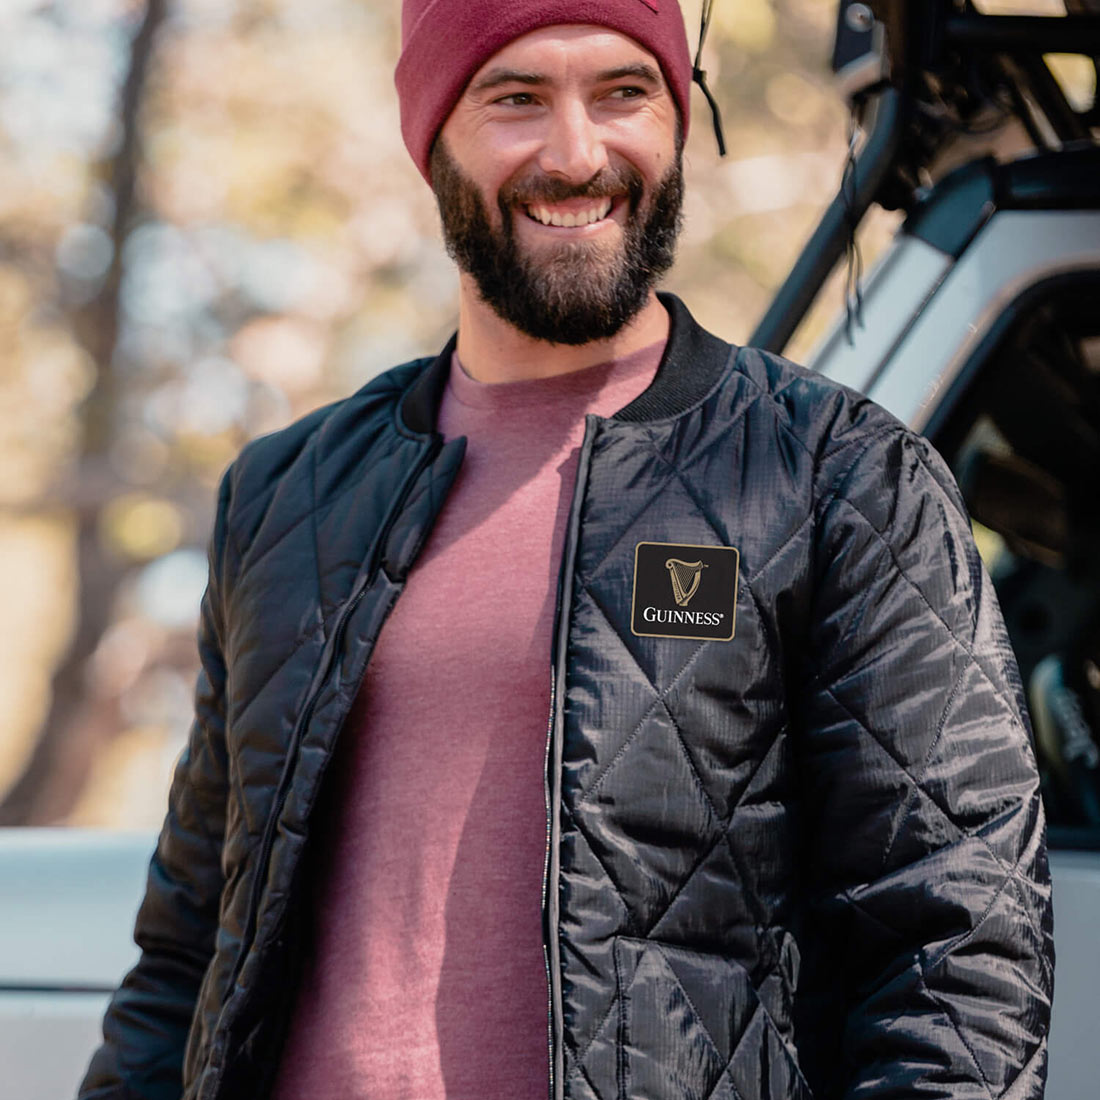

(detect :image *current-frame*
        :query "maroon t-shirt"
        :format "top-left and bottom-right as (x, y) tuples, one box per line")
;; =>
(271, 341), (663, 1099)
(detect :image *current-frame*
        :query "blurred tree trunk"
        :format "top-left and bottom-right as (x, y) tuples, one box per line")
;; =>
(0, 0), (168, 825)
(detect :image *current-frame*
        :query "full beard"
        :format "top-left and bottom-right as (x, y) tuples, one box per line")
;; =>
(430, 140), (684, 346)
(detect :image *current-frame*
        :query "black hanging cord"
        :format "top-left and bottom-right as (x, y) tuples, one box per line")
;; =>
(842, 108), (865, 345)
(693, 0), (727, 155)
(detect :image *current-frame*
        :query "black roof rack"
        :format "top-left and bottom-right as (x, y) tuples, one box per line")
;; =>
(750, 0), (1100, 355)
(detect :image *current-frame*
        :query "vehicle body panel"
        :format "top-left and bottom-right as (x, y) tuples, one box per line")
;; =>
(812, 211), (1100, 430)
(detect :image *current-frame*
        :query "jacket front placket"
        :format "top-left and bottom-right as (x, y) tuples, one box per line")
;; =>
(542, 412), (603, 1100)
(206, 429), (466, 1100)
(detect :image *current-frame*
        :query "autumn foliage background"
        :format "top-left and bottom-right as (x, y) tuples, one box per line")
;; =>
(4, 0), (1076, 827)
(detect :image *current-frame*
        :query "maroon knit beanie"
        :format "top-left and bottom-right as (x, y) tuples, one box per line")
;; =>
(395, 0), (693, 183)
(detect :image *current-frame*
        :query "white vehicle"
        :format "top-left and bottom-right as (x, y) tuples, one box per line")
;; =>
(3, 1), (1100, 1097)
(0, 831), (150, 1100)
(755, 2), (1100, 1096)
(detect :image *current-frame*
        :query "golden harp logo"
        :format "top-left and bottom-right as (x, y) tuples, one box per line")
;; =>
(632, 541), (739, 641)
(666, 558), (707, 607)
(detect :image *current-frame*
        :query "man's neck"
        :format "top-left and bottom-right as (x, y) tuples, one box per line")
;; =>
(454, 277), (670, 384)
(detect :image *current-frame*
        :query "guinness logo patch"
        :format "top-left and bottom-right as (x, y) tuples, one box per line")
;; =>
(631, 541), (739, 641)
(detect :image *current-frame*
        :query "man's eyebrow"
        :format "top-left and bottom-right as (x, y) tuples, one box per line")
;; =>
(468, 62), (664, 96)
(596, 63), (663, 86)
(469, 69), (546, 95)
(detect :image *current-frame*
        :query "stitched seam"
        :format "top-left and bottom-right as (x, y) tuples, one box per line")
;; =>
(577, 387), (762, 587)
(239, 489), (329, 572)
(732, 361), (814, 462)
(827, 677), (1042, 902)
(916, 969), (995, 1100)
(576, 588), (710, 804)
(823, 686), (1052, 985)
(754, 989), (815, 1094)
(663, 463), (730, 548)
(729, 724), (788, 807)
(704, 1005), (759, 1100)
(566, 992), (620, 1083)
(646, 727), (787, 941)
(565, 809), (636, 929)
(827, 495), (1030, 744)
(574, 696), (662, 808)
(636, 432), (742, 548)
(227, 625), (325, 731)
(578, 1062), (602, 1100)
(817, 421), (902, 476)
(993, 1033), (1047, 1100)
(644, 826), (730, 938)
(233, 502), (308, 569)
(614, 937), (627, 1100)
(1004, 871), (1051, 968)
(744, 513), (813, 585)
(720, 829), (773, 943)
(163, 797), (225, 901)
(651, 945), (747, 1100)
(927, 839), (1051, 986)
(804, 565), (882, 691)
(739, 575), (785, 668)
(658, 698), (721, 823)
(814, 425), (904, 516)
(913, 448), (970, 527)
(575, 464), (679, 586)
(224, 760), (252, 841)
(821, 683), (968, 844)
(877, 666), (965, 873)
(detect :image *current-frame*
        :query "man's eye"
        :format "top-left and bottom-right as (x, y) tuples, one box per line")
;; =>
(497, 92), (536, 106)
(610, 86), (645, 99)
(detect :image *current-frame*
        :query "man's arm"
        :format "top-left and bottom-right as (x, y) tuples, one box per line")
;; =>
(801, 425), (1054, 1099)
(78, 471), (234, 1100)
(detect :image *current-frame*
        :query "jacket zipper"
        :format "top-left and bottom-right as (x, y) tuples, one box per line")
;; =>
(542, 414), (599, 1100)
(219, 434), (441, 1046)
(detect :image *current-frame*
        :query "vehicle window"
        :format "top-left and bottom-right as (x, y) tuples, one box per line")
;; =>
(929, 274), (1100, 849)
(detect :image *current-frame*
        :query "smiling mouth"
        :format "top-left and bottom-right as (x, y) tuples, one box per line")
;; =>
(523, 197), (615, 228)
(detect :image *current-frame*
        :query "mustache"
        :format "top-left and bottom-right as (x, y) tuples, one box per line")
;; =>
(498, 165), (645, 208)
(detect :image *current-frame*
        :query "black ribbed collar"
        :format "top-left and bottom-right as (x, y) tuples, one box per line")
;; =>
(398, 293), (735, 436)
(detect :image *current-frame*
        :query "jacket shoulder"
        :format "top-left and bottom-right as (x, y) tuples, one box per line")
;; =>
(221, 356), (434, 550)
(731, 344), (938, 504)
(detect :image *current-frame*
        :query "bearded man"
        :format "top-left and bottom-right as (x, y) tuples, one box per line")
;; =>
(79, 3), (1053, 1099)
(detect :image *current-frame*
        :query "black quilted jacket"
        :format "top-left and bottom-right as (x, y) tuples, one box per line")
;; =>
(80, 296), (1053, 1100)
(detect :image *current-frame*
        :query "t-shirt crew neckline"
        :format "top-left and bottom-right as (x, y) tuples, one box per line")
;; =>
(447, 340), (667, 413)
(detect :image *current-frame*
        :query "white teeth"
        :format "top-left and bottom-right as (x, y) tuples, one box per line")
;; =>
(527, 198), (614, 227)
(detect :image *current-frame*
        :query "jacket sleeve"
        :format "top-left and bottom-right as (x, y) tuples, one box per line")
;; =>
(800, 426), (1054, 1099)
(78, 470), (235, 1100)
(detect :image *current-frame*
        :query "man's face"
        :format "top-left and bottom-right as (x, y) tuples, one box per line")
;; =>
(431, 24), (683, 346)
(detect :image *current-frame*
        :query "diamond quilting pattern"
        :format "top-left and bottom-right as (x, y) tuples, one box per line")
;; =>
(614, 938), (735, 1100)
(558, 406), (809, 1097)
(549, 348), (1050, 1099)
(605, 937), (812, 1100)
(575, 706), (722, 926)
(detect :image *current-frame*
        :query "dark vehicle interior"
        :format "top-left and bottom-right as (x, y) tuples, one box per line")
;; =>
(753, 0), (1100, 845)
(935, 274), (1100, 846)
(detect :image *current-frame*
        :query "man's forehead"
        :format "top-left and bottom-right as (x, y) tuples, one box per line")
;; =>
(463, 23), (666, 93)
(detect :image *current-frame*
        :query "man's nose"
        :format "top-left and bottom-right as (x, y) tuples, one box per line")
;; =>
(536, 100), (609, 182)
